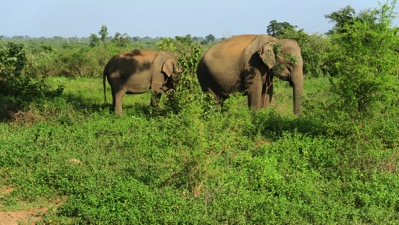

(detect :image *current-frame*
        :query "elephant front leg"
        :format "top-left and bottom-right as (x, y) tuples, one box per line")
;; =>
(150, 91), (162, 108)
(247, 76), (263, 110)
(262, 83), (273, 108)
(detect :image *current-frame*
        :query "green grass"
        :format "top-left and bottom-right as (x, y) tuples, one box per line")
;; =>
(1, 76), (398, 224)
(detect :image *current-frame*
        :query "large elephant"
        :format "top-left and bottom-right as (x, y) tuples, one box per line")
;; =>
(196, 34), (303, 115)
(103, 49), (181, 114)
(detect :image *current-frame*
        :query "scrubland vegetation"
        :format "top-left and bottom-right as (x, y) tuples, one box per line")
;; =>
(1, 2), (399, 224)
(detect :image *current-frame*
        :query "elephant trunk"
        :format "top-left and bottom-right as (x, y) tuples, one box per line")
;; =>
(292, 73), (303, 115)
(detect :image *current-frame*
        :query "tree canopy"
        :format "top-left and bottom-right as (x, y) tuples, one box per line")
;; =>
(266, 20), (298, 37)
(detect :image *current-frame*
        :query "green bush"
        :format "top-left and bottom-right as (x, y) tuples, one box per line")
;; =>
(327, 1), (399, 120)
(1, 76), (398, 224)
(155, 36), (207, 115)
(0, 41), (63, 120)
(0, 42), (26, 77)
(57, 47), (100, 77)
(25, 45), (58, 76)
(163, 43), (204, 114)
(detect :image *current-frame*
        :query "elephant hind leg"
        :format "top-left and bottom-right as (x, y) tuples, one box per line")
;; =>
(197, 72), (227, 107)
(112, 89), (126, 114)
(206, 87), (228, 106)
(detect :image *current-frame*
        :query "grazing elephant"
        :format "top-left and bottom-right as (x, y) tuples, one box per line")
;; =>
(103, 49), (181, 114)
(196, 34), (303, 115)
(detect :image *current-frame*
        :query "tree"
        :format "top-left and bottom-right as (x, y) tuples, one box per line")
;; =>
(112, 32), (131, 47)
(266, 20), (330, 77)
(325, 6), (356, 35)
(175, 34), (193, 46)
(266, 20), (297, 37)
(327, 0), (399, 119)
(205, 34), (215, 43)
(99, 25), (108, 43)
(132, 36), (140, 42)
(325, 5), (384, 35)
(265, 20), (309, 50)
(89, 34), (100, 47)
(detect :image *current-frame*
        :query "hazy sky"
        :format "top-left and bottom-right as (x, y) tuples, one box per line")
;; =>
(0, 0), (396, 38)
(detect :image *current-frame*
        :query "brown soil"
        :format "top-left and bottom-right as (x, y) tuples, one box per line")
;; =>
(0, 208), (48, 225)
(0, 186), (63, 225)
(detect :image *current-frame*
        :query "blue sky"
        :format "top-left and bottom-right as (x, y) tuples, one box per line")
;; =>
(0, 0), (396, 38)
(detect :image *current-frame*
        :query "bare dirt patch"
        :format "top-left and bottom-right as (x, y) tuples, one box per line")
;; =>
(0, 208), (48, 225)
(0, 186), (64, 225)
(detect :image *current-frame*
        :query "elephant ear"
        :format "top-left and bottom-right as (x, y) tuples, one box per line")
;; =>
(162, 58), (175, 77)
(258, 42), (276, 69)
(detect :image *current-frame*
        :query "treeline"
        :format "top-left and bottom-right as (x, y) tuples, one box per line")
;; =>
(0, 32), (217, 49)
(0, 30), (217, 78)
(5, 4), (391, 81)
(1, 35), (216, 44)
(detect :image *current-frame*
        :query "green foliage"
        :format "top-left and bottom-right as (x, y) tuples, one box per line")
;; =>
(155, 35), (205, 114)
(0, 41), (63, 119)
(0, 77), (398, 224)
(58, 46), (104, 77)
(98, 25), (108, 43)
(91, 25), (132, 48)
(267, 20), (331, 77)
(111, 32), (132, 47)
(89, 34), (100, 47)
(267, 20), (298, 37)
(156, 34), (196, 55)
(156, 37), (177, 52)
(25, 45), (58, 77)
(2, 11), (399, 224)
(300, 34), (331, 77)
(325, 5), (357, 35)
(205, 34), (216, 43)
(163, 43), (203, 114)
(1, 30), (213, 80)
(327, 0), (399, 120)
(0, 42), (26, 77)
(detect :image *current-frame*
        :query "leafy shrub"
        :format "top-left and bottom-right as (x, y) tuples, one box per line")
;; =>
(326, 1), (399, 120)
(0, 41), (63, 120)
(57, 47), (100, 77)
(163, 44), (203, 114)
(300, 34), (331, 77)
(1, 76), (398, 224)
(156, 36), (206, 114)
(24, 45), (58, 77)
(0, 42), (26, 77)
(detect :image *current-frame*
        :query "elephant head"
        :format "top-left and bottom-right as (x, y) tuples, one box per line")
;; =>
(161, 58), (182, 92)
(258, 39), (304, 115)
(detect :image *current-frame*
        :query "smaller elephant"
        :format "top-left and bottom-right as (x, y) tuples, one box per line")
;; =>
(103, 49), (181, 114)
